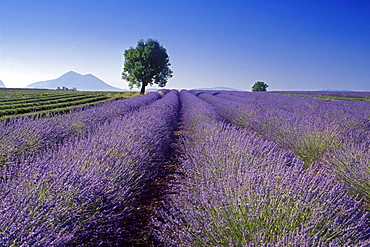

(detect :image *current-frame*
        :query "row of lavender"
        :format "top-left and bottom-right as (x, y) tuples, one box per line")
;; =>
(193, 90), (370, 202)
(1, 88), (369, 245)
(0, 91), (163, 165)
(0, 90), (179, 245)
(272, 91), (370, 99)
(153, 90), (369, 246)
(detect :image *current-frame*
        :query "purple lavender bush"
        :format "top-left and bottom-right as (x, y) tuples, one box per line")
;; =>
(328, 139), (370, 205)
(0, 90), (180, 245)
(272, 90), (370, 100)
(179, 90), (224, 129)
(0, 92), (162, 165)
(196, 91), (370, 167)
(153, 90), (370, 246)
(195, 91), (370, 204)
(200, 91), (370, 204)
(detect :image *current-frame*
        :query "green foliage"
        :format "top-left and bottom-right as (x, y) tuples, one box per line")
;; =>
(122, 39), (173, 94)
(56, 86), (77, 91)
(252, 81), (268, 92)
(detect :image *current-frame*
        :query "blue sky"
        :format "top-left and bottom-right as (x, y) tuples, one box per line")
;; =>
(1, 0), (369, 91)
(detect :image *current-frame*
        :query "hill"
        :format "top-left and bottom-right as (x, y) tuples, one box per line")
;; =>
(0, 80), (5, 88)
(26, 71), (125, 91)
(192, 86), (244, 91)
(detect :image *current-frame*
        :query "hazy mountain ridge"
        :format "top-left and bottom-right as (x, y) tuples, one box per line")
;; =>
(0, 80), (5, 88)
(192, 86), (244, 91)
(26, 71), (125, 91)
(321, 89), (353, 92)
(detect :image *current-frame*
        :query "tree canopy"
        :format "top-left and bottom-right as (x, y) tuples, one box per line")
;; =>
(252, 81), (268, 92)
(122, 39), (173, 94)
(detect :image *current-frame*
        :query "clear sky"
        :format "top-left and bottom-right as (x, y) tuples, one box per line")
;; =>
(1, 0), (369, 91)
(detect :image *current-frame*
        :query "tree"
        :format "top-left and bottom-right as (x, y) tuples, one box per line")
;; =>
(252, 81), (268, 92)
(122, 39), (173, 94)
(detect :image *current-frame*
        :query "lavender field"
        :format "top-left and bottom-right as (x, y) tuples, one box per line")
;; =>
(0, 90), (369, 246)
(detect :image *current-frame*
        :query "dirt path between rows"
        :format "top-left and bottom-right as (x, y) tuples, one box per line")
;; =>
(124, 130), (182, 246)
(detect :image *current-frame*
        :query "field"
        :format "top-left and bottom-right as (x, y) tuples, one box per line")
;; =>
(271, 91), (370, 102)
(0, 89), (369, 246)
(0, 89), (139, 120)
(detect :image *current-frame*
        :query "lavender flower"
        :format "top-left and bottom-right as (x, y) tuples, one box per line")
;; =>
(153, 90), (370, 246)
(0, 90), (180, 245)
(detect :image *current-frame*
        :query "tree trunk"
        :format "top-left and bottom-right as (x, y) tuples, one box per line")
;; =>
(140, 83), (146, 95)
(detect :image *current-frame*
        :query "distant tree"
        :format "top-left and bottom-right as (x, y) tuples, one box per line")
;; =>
(56, 86), (77, 91)
(252, 81), (268, 92)
(122, 39), (173, 94)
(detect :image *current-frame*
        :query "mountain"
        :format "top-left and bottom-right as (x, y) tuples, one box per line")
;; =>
(321, 89), (353, 92)
(192, 86), (244, 91)
(0, 80), (5, 88)
(26, 71), (125, 91)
